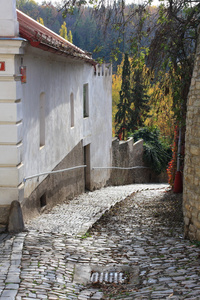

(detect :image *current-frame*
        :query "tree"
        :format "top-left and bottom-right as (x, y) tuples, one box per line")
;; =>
(59, 21), (73, 42)
(147, 0), (200, 184)
(130, 62), (150, 131)
(115, 53), (132, 140)
(60, 0), (153, 65)
(17, 0), (37, 6)
(59, 21), (68, 40)
(17, 0), (39, 19)
(112, 63), (123, 135)
(37, 17), (44, 25)
(148, 0), (200, 122)
(129, 5), (150, 131)
(17, 0), (61, 33)
(145, 77), (175, 145)
(68, 30), (73, 43)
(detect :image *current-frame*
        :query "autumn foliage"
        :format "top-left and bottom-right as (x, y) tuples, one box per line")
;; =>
(167, 127), (178, 187)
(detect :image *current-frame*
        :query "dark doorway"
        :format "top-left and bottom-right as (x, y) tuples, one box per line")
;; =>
(84, 144), (91, 191)
(40, 193), (46, 208)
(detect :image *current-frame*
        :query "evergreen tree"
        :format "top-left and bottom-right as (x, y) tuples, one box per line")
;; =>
(115, 53), (132, 140)
(130, 60), (150, 131)
(129, 5), (150, 132)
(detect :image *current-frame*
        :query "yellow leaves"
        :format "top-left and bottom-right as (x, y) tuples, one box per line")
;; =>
(29, 0), (37, 4)
(59, 22), (73, 43)
(145, 80), (175, 144)
(112, 73), (122, 135)
(112, 55), (175, 142)
(37, 17), (44, 25)
(59, 21), (68, 40)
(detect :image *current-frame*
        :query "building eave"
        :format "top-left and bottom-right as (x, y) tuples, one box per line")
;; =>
(17, 9), (96, 67)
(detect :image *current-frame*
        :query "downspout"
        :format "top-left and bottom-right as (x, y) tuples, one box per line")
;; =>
(173, 125), (183, 193)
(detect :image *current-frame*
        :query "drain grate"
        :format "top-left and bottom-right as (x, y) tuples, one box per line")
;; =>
(91, 271), (127, 284)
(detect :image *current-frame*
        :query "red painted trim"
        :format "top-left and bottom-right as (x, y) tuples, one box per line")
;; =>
(30, 41), (40, 47)
(0, 61), (5, 71)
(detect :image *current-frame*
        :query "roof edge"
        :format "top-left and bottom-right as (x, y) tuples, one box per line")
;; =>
(17, 9), (96, 66)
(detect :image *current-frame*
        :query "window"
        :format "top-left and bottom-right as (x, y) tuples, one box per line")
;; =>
(39, 92), (45, 148)
(70, 93), (74, 127)
(83, 83), (89, 118)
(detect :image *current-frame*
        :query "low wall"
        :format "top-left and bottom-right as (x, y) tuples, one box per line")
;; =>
(110, 137), (167, 186)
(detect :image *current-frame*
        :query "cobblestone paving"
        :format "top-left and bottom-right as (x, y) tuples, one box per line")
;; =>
(89, 189), (200, 299)
(0, 184), (200, 299)
(26, 184), (163, 235)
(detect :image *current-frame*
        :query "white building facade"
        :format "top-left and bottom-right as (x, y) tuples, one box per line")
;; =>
(0, 0), (112, 227)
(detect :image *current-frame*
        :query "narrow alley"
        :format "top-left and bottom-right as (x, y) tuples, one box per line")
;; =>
(0, 184), (200, 300)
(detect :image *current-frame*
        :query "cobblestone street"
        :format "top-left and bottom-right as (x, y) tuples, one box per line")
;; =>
(0, 184), (200, 300)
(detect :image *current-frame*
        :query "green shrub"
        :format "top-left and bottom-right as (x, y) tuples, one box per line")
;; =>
(133, 127), (172, 174)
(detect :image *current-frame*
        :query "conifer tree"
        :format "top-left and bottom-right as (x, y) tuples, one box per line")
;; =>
(115, 53), (132, 140)
(129, 4), (150, 132)
(130, 60), (150, 131)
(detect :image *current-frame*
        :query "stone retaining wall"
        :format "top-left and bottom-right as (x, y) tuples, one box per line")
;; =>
(110, 138), (167, 185)
(183, 27), (200, 241)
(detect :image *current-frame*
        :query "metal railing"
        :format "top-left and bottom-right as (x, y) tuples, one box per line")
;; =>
(23, 165), (148, 183)
(23, 165), (87, 183)
(92, 166), (148, 170)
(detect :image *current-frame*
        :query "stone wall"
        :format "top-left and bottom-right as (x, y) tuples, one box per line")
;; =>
(110, 138), (167, 185)
(183, 28), (200, 241)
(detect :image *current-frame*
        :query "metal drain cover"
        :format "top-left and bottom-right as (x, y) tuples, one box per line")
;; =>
(91, 271), (127, 284)
(73, 265), (139, 286)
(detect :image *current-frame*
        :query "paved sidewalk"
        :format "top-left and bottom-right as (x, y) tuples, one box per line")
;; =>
(0, 183), (199, 299)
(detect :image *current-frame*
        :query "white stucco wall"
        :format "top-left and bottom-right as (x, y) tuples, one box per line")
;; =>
(22, 47), (84, 197)
(0, 1), (112, 212)
(89, 65), (112, 187)
(21, 47), (112, 197)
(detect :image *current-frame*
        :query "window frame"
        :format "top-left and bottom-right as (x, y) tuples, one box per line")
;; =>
(83, 83), (89, 118)
(39, 92), (45, 148)
(70, 92), (75, 128)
